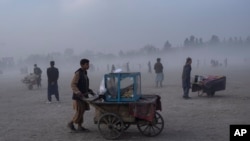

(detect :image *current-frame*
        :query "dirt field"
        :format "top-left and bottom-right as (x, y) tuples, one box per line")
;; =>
(1, 64), (250, 141)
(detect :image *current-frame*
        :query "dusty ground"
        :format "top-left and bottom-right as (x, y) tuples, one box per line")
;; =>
(0, 64), (250, 141)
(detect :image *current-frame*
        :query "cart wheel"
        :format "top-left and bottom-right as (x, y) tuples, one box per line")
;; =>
(137, 112), (164, 137)
(98, 113), (124, 140)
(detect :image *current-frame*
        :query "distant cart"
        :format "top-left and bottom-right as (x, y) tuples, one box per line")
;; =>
(21, 73), (38, 90)
(192, 75), (226, 96)
(84, 72), (164, 140)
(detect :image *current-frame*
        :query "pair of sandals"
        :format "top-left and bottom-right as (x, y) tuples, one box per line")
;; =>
(68, 123), (90, 132)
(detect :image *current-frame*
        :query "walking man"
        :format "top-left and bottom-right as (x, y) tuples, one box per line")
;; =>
(67, 58), (95, 132)
(46, 61), (59, 103)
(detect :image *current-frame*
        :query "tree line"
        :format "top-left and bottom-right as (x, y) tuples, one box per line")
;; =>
(1, 34), (250, 70)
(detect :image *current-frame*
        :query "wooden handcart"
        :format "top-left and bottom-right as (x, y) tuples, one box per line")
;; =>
(84, 94), (164, 140)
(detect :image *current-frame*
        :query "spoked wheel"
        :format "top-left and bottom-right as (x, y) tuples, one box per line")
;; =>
(98, 113), (124, 140)
(137, 112), (164, 137)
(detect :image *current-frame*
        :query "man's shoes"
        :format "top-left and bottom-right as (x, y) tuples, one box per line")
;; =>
(183, 96), (191, 99)
(46, 101), (51, 104)
(77, 126), (90, 132)
(67, 122), (76, 131)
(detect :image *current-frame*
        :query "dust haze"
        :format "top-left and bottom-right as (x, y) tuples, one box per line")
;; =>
(1, 43), (250, 78)
(1, 1), (250, 141)
(1, 0), (250, 60)
(1, 43), (250, 141)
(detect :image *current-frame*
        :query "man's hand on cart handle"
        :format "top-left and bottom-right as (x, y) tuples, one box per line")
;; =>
(88, 89), (98, 96)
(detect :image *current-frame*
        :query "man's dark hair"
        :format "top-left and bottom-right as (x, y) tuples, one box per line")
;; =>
(186, 57), (192, 63)
(50, 61), (55, 66)
(80, 59), (89, 65)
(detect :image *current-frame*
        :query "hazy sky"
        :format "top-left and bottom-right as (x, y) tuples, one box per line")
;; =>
(0, 0), (250, 57)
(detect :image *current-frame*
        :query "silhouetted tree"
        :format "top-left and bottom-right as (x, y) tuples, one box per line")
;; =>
(141, 44), (158, 54)
(209, 35), (220, 45)
(184, 38), (190, 47)
(199, 38), (203, 46)
(163, 40), (172, 51)
(119, 50), (125, 57)
(246, 36), (250, 45)
(189, 35), (195, 47)
(228, 37), (233, 44)
(238, 37), (243, 46)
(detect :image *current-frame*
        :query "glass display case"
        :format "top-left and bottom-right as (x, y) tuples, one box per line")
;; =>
(104, 72), (141, 102)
